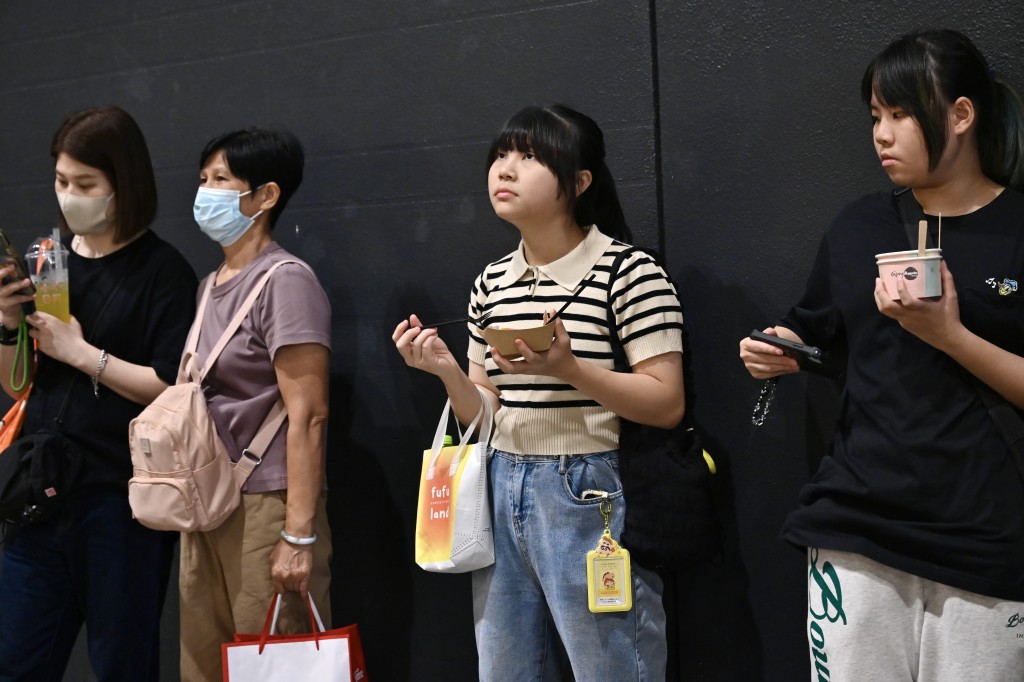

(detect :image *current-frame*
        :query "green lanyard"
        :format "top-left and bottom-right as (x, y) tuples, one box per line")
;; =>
(9, 311), (31, 392)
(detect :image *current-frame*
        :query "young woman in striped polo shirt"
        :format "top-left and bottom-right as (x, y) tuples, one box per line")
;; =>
(394, 104), (685, 681)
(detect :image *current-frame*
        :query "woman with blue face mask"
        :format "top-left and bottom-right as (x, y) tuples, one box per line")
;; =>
(0, 105), (198, 680)
(178, 127), (333, 682)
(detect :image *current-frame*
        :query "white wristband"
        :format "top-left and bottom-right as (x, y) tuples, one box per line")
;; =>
(280, 529), (317, 545)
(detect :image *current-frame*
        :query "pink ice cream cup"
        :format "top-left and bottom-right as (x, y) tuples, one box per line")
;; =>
(875, 248), (943, 298)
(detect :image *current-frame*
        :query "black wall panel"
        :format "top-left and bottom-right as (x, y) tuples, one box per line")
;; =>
(0, 1), (1021, 680)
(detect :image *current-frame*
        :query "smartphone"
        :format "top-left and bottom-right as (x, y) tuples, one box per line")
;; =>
(0, 230), (37, 315)
(749, 329), (824, 369)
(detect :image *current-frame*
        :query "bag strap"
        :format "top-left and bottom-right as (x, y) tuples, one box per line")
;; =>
(425, 387), (493, 480)
(895, 189), (1024, 484)
(184, 258), (313, 471)
(257, 593), (328, 653)
(184, 259), (307, 382)
(968, 379), (1024, 483)
(53, 242), (143, 428)
(447, 387), (494, 477)
(894, 187), (937, 250)
(604, 246), (695, 430)
(228, 399), (289, 485)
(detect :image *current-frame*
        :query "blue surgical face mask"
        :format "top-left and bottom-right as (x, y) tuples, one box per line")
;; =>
(193, 187), (264, 246)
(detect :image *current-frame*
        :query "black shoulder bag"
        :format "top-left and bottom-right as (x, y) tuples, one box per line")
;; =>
(0, 246), (138, 539)
(605, 247), (721, 570)
(894, 189), (1024, 484)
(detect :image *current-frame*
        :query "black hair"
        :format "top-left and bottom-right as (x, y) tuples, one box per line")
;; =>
(199, 127), (304, 228)
(51, 105), (157, 242)
(862, 29), (1024, 191)
(486, 104), (633, 243)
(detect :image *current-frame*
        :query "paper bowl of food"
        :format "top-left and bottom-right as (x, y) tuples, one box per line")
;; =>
(480, 324), (554, 360)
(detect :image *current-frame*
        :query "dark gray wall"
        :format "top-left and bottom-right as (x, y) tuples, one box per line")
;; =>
(0, 2), (1021, 681)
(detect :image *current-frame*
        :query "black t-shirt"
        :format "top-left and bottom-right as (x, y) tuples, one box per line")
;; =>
(22, 230), (198, 493)
(779, 188), (1024, 601)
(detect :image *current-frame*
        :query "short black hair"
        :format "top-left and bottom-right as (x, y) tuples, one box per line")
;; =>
(50, 106), (157, 243)
(486, 104), (632, 243)
(199, 127), (304, 228)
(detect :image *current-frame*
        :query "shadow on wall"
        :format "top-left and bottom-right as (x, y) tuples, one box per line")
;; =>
(326, 369), (417, 680)
(667, 477), (765, 682)
(670, 260), (843, 681)
(324, 280), (482, 682)
(669, 264), (767, 681)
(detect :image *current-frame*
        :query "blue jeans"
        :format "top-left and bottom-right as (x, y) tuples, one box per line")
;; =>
(473, 449), (667, 682)
(0, 491), (176, 681)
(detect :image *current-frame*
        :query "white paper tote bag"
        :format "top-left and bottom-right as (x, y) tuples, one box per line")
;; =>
(222, 594), (368, 681)
(415, 387), (495, 573)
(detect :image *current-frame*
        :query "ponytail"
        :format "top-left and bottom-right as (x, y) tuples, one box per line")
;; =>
(576, 163), (633, 244)
(989, 78), (1024, 192)
(865, 30), (1024, 192)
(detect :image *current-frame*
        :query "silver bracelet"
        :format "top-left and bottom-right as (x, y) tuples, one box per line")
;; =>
(92, 349), (109, 398)
(280, 529), (317, 545)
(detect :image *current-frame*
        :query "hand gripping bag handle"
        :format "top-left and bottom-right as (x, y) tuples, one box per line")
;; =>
(258, 593), (328, 653)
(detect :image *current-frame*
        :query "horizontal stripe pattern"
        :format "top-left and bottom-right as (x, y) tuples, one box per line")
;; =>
(468, 239), (683, 455)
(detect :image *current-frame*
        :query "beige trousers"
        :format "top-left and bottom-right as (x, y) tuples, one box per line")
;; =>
(179, 491), (332, 682)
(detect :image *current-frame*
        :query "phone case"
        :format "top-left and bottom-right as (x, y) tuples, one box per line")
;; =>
(0, 230), (37, 304)
(749, 330), (824, 366)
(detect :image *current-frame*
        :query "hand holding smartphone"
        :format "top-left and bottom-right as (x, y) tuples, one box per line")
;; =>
(748, 329), (824, 370)
(0, 229), (37, 315)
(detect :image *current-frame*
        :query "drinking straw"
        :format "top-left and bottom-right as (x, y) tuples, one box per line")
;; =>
(51, 227), (62, 276)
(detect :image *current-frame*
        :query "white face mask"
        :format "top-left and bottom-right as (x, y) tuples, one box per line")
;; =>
(56, 191), (115, 235)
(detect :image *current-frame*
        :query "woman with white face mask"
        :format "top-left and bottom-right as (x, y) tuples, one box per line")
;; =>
(178, 127), (332, 682)
(0, 105), (198, 679)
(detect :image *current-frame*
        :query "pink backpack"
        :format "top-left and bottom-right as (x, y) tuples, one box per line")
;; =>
(127, 260), (301, 532)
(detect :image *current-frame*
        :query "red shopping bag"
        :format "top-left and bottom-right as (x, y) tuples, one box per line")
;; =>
(222, 594), (368, 681)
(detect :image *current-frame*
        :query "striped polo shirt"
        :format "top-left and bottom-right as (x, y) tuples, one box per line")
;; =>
(467, 225), (684, 456)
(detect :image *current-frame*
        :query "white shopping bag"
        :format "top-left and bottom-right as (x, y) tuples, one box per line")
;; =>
(415, 387), (494, 573)
(222, 594), (367, 681)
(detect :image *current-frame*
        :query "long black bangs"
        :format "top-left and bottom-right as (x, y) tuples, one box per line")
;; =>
(486, 106), (578, 200)
(861, 41), (947, 170)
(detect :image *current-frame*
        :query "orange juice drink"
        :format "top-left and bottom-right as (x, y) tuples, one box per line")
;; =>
(35, 280), (70, 322)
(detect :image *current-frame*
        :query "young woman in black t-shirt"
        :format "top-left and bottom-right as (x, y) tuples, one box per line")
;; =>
(740, 30), (1024, 681)
(0, 106), (197, 680)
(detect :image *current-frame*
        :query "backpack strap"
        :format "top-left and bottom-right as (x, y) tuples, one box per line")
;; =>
(189, 260), (304, 382)
(184, 258), (313, 470)
(181, 276), (215, 373)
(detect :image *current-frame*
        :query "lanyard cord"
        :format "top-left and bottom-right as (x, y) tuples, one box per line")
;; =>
(8, 237), (52, 393)
(8, 311), (31, 392)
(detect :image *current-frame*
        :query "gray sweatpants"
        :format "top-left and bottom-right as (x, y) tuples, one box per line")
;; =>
(805, 548), (1024, 682)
